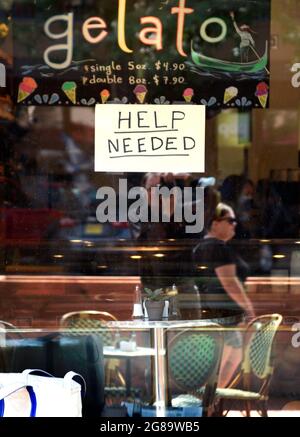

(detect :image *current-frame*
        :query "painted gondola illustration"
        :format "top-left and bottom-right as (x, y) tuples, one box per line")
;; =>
(191, 10), (269, 76)
(191, 40), (268, 74)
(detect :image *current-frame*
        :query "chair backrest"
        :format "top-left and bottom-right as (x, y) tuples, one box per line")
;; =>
(0, 321), (23, 372)
(167, 325), (223, 416)
(242, 314), (283, 380)
(0, 321), (19, 330)
(60, 311), (118, 346)
(0, 320), (23, 342)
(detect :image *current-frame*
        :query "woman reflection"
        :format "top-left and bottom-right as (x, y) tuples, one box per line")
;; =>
(193, 202), (255, 387)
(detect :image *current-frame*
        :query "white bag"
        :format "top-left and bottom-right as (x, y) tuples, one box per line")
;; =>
(0, 369), (85, 417)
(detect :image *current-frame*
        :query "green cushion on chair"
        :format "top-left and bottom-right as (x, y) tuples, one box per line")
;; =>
(216, 387), (266, 400)
(171, 394), (202, 408)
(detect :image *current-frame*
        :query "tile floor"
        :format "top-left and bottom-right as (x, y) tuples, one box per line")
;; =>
(226, 400), (300, 417)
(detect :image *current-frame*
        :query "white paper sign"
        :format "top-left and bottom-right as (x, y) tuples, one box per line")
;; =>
(94, 104), (205, 172)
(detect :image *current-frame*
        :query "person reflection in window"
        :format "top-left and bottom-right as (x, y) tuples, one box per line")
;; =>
(128, 172), (187, 293)
(193, 202), (255, 387)
(129, 172), (186, 241)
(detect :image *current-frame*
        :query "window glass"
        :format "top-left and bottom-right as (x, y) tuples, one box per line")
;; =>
(1, 1), (300, 416)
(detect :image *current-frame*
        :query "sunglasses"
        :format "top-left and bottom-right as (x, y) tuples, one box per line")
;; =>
(217, 217), (237, 225)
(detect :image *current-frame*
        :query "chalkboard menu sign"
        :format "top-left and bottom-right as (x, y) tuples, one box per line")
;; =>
(11, 0), (271, 108)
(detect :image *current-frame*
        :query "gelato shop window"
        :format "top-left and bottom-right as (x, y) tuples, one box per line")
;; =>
(0, 0), (300, 419)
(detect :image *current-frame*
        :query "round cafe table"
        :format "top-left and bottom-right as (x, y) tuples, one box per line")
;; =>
(107, 319), (220, 417)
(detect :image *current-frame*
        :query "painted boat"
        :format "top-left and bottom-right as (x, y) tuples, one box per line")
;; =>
(191, 41), (268, 73)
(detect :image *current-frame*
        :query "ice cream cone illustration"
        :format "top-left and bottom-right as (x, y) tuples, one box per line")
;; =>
(255, 82), (269, 108)
(223, 86), (238, 104)
(258, 94), (268, 108)
(100, 89), (110, 104)
(133, 84), (147, 104)
(183, 88), (194, 103)
(17, 77), (38, 103)
(62, 81), (77, 104)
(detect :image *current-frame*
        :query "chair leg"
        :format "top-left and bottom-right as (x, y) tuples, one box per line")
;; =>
(214, 398), (231, 417)
(106, 359), (126, 387)
(116, 369), (126, 387)
(105, 363), (111, 386)
(245, 400), (251, 417)
(260, 401), (268, 417)
(214, 398), (224, 416)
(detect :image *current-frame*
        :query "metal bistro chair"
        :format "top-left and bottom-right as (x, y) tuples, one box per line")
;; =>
(60, 311), (126, 392)
(215, 313), (283, 417)
(167, 324), (224, 417)
(0, 321), (23, 372)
